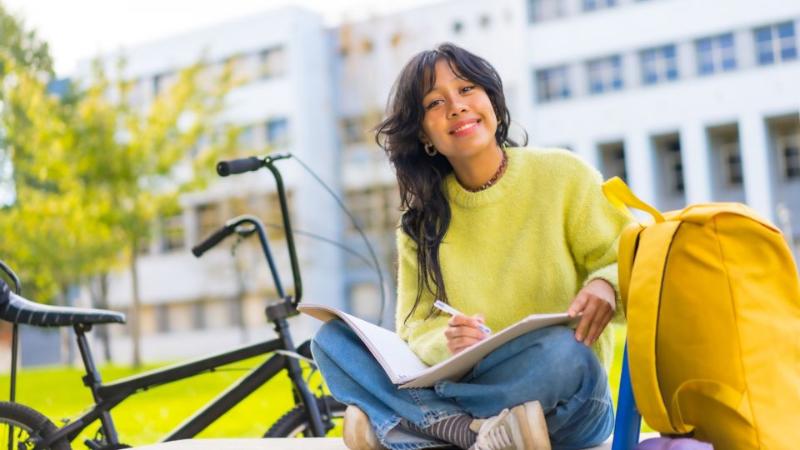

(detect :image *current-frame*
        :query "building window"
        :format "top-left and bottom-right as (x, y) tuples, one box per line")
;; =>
(196, 203), (221, 241)
(587, 55), (623, 94)
(266, 117), (290, 148)
(152, 72), (178, 97)
(719, 142), (743, 186)
(192, 302), (206, 330)
(583, 0), (616, 12)
(696, 33), (736, 75)
(754, 22), (797, 66)
(599, 142), (627, 183)
(236, 192), (294, 240)
(341, 117), (367, 145)
(535, 66), (571, 103)
(156, 304), (170, 333)
(667, 140), (684, 193)
(152, 73), (164, 96)
(160, 214), (184, 252)
(479, 14), (492, 28)
(778, 134), (800, 180)
(345, 186), (400, 235)
(640, 45), (679, 85)
(238, 125), (256, 151)
(452, 21), (464, 34)
(527, 0), (565, 23)
(258, 46), (286, 79)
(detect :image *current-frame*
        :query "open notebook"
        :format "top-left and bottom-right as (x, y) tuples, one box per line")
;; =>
(298, 303), (577, 389)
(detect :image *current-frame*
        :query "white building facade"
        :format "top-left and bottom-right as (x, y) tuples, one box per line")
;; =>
(63, 0), (798, 364)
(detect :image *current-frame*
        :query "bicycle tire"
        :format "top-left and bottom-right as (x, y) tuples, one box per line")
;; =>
(264, 395), (347, 438)
(0, 401), (72, 450)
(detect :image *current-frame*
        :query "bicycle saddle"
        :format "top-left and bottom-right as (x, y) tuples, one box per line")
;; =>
(0, 279), (126, 327)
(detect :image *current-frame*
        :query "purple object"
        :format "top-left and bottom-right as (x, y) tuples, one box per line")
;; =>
(635, 437), (713, 450)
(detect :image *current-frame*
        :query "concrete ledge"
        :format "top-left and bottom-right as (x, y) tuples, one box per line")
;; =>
(132, 434), (661, 449)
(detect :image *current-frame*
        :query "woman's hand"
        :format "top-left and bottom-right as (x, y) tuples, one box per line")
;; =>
(567, 279), (616, 346)
(444, 314), (489, 354)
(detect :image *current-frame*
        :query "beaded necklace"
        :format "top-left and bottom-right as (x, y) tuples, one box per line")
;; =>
(465, 150), (508, 193)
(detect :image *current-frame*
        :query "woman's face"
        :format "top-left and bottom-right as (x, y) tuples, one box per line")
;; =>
(420, 59), (499, 161)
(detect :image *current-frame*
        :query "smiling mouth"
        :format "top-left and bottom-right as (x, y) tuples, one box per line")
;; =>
(450, 119), (481, 135)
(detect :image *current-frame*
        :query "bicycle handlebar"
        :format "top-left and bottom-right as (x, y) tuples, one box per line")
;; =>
(202, 153), (301, 304)
(217, 157), (262, 177)
(191, 224), (235, 257)
(217, 154), (292, 177)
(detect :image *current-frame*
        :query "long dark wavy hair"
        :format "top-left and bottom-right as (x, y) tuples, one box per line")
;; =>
(375, 43), (527, 324)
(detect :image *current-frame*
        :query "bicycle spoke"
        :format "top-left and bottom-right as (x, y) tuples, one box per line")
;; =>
(0, 422), (34, 450)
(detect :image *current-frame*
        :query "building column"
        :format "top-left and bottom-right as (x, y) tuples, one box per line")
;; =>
(575, 138), (600, 171)
(680, 122), (713, 204)
(562, 0), (583, 16)
(739, 112), (776, 222)
(624, 130), (658, 207)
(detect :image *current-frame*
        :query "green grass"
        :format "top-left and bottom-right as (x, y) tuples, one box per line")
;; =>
(0, 326), (643, 448)
(0, 356), (329, 447)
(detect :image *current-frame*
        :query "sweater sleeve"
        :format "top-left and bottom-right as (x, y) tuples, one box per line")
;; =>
(564, 160), (633, 322)
(395, 229), (451, 366)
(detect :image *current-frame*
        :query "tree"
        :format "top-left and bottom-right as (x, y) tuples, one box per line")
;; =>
(0, 10), (241, 365)
(0, 2), (52, 83)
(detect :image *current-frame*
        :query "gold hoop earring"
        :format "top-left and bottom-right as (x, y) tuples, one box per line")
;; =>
(424, 143), (438, 157)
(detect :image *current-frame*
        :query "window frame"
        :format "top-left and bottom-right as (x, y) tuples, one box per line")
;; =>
(535, 65), (571, 103)
(640, 44), (679, 85)
(586, 55), (624, 94)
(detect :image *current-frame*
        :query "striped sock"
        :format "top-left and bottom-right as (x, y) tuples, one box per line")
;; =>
(403, 414), (477, 449)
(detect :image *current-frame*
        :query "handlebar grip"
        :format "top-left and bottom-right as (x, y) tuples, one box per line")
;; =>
(192, 225), (235, 257)
(217, 157), (262, 177)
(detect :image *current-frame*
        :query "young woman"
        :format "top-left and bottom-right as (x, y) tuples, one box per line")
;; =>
(312, 43), (632, 450)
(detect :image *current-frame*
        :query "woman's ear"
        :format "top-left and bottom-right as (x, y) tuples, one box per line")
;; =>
(419, 132), (431, 146)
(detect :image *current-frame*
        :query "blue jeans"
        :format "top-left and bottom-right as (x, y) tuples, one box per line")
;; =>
(311, 321), (614, 450)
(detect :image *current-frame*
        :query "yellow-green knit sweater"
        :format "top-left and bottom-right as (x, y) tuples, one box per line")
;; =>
(395, 147), (632, 373)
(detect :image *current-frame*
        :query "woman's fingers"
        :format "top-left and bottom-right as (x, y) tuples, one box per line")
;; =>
(574, 296), (598, 342)
(444, 322), (485, 340)
(576, 297), (613, 345)
(445, 314), (488, 354)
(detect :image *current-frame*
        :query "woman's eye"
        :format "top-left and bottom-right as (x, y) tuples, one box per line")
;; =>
(425, 99), (442, 110)
(461, 85), (476, 93)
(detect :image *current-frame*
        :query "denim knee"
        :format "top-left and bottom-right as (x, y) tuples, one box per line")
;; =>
(538, 327), (604, 378)
(312, 319), (348, 353)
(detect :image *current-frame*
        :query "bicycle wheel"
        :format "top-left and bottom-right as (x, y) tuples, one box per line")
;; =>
(264, 395), (347, 438)
(0, 401), (71, 450)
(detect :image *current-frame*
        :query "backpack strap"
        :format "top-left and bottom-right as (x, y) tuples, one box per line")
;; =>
(601, 177), (665, 223)
(601, 177), (686, 432)
(617, 223), (643, 315)
(627, 220), (686, 433)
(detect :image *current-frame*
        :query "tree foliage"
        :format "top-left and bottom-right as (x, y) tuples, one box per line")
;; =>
(0, 4), (241, 307)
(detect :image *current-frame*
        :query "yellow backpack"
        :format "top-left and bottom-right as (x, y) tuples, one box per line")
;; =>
(602, 177), (800, 449)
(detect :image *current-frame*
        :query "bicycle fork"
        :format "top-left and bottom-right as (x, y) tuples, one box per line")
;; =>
(273, 314), (328, 437)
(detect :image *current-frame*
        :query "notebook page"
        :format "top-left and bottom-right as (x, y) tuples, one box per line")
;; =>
(338, 311), (429, 383)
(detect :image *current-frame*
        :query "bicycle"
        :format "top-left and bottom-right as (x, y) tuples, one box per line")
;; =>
(0, 154), (347, 449)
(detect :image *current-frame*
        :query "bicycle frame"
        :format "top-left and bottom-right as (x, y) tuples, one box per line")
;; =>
(36, 155), (330, 448)
(38, 306), (327, 448)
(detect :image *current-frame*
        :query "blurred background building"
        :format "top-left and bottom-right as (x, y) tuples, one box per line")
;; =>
(19, 0), (799, 365)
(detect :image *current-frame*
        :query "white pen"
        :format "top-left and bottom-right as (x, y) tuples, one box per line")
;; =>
(433, 300), (493, 335)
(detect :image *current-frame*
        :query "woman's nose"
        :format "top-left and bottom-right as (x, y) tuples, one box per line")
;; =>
(447, 103), (467, 118)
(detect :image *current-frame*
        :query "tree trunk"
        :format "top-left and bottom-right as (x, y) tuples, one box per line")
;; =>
(232, 251), (248, 343)
(130, 242), (142, 368)
(58, 286), (74, 366)
(89, 274), (114, 363)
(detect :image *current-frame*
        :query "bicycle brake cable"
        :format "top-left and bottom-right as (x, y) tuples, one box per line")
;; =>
(287, 153), (388, 326)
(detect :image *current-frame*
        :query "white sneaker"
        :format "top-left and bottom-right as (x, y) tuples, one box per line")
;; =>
(470, 401), (551, 450)
(343, 405), (387, 450)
